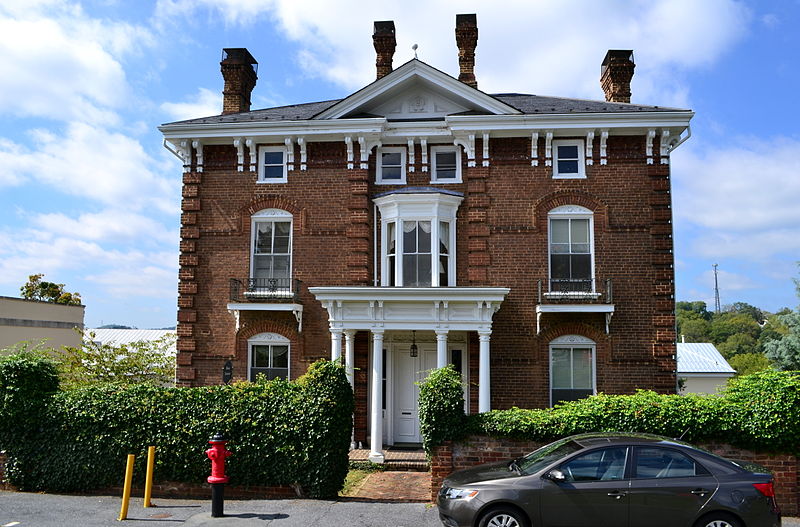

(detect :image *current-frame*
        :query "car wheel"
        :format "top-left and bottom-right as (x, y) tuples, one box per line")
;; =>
(478, 506), (530, 527)
(694, 512), (742, 527)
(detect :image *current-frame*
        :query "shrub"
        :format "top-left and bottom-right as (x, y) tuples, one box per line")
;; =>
(419, 367), (800, 455)
(418, 365), (466, 453)
(0, 359), (353, 498)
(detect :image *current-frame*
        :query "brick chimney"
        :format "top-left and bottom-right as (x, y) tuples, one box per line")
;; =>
(220, 48), (258, 115)
(600, 50), (635, 103)
(455, 14), (478, 89)
(373, 21), (396, 80)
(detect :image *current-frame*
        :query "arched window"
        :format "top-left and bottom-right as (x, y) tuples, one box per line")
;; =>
(248, 332), (290, 381)
(548, 205), (594, 293)
(250, 209), (292, 296)
(550, 334), (596, 406)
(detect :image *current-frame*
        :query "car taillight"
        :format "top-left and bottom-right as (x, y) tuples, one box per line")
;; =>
(753, 482), (775, 497)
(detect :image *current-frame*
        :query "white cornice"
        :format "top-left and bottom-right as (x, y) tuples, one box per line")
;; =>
(309, 286), (509, 302)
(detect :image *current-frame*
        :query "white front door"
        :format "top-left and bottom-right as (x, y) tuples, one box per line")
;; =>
(391, 345), (436, 444)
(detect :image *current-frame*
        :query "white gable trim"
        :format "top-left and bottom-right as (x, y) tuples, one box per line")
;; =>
(314, 59), (520, 120)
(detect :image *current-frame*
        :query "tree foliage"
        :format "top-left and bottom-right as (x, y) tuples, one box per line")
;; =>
(763, 264), (800, 371)
(727, 353), (773, 377)
(20, 273), (82, 305)
(54, 330), (177, 388)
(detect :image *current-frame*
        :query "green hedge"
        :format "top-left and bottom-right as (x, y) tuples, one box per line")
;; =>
(419, 368), (800, 455)
(0, 357), (353, 497)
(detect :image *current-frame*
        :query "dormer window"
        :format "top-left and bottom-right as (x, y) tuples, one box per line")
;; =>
(374, 190), (463, 287)
(431, 146), (461, 183)
(258, 146), (288, 183)
(376, 146), (406, 184)
(553, 139), (585, 179)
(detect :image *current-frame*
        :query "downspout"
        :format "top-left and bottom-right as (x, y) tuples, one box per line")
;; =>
(373, 202), (379, 286)
(162, 139), (183, 161)
(668, 124), (692, 152)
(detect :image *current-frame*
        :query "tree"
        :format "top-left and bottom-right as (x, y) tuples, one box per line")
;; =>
(763, 265), (800, 371)
(54, 330), (176, 388)
(717, 333), (759, 359)
(708, 312), (760, 344)
(20, 274), (81, 305)
(728, 353), (773, 377)
(727, 302), (765, 324)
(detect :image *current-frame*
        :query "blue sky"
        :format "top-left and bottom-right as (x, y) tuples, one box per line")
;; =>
(1, 0), (798, 328)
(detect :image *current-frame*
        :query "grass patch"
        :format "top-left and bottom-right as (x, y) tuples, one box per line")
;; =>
(339, 469), (371, 496)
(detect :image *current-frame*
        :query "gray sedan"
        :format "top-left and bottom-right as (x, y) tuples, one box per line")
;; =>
(437, 433), (780, 527)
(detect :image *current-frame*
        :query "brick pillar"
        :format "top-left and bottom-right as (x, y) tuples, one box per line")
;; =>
(177, 167), (201, 386)
(220, 48), (258, 115)
(650, 156), (676, 393)
(372, 21), (396, 80)
(430, 442), (454, 502)
(600, 50), (635, 103)
(347, 169), (372, 285)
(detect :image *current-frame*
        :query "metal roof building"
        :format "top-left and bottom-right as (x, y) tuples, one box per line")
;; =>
(676, 343), (736, 395)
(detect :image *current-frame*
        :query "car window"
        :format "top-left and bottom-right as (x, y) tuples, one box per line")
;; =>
(634, 447), (709, 479)
(560, 447), (628, 482)
(519, 440), (582, 475)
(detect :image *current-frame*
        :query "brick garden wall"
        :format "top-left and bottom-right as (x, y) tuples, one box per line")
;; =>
(431, 436), (799, 515)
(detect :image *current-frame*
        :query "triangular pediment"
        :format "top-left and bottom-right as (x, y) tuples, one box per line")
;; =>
(313, 59), (520, 120)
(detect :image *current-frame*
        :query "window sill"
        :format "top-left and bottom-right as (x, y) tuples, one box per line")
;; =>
(257, 179), (287, 184)
(552, 174), (587, 179)
(375, 179), (406, 185)
(429, 179), (462, 184)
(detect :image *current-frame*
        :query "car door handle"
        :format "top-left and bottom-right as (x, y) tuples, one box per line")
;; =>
(607, 491), (627, 499)
(691, 489), (709, 497)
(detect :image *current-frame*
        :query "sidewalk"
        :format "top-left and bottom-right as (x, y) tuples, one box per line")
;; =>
(0, 491), (441, 527)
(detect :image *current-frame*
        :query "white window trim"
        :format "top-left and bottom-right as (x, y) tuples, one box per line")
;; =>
(249, 208), (293, 285)
(430, 145), (462, 183)
(374, 193), (462, 287)
(258, 145), (288, 183)
(547, 205), (595, 295)
(549, 335), (596, 407)
(552, 139), (586, 179)
(376, 146), (407, 185)
(247, 332), (290, 381)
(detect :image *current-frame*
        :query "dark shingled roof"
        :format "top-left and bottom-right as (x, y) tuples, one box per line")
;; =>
(163, 93), (687, 126)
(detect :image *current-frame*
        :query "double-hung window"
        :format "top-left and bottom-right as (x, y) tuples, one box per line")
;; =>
(376, 146), (406, 184)
(431, 146), (461, 183)
(548, 205), (593, 293)
(250, 209), (292, 296)
(550, 335), (595, 406)
(258, 146), (288, 183)
(248, 333), (289, 381)
(375, 192), (462, 287)
(553, 139), (585, 179)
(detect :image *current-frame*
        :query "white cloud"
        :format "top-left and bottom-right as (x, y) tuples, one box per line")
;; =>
(32, 210), (178, 244)
(0, 122), (179, 212)
(0, 1), (154, 124)
(155, 0), (750, 106)
(160, 87), (222, 121)
(673, 137), (800, 259)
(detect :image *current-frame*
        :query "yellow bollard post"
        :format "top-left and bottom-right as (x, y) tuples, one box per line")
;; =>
(117, 454), (135, 521)
(144, 446), (156, 508)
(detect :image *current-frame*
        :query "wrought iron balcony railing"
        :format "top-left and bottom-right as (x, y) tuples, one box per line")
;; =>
(537, 278), (613, 304)
(229, 277), (301, 302)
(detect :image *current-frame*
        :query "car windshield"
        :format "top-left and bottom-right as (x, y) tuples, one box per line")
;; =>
(518, 439), (582, 475)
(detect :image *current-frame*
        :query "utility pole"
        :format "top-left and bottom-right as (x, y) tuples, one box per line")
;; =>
(713, 263), (721, 314)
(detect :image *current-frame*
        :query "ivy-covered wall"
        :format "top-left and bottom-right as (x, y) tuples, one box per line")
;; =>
(0, 354), (353, 498)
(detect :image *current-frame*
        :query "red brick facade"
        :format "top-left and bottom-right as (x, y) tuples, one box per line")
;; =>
(431, 436), (800, 515)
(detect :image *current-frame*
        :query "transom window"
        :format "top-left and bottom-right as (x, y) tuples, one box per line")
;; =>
(431, 146), (461, 183)
(375, 192), (462, 287)
(550, 335), (595, 406)
(376, 146), (407, 184)
(248, 332), (289, 381)
(258, 146), (288, 183)
(553, 139), (586, 179)
(250, 209), (292, 295)
(548, 205), (594, 293)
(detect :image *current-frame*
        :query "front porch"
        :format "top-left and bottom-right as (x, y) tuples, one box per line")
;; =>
(310, 286), (509, 464)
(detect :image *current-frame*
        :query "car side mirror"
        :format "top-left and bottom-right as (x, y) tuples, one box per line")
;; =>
(546, 469), (566, 483)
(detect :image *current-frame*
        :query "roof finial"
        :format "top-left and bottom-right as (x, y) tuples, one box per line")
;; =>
(412, 43), (418, 59)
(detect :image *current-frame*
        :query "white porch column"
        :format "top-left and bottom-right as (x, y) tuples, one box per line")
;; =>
(436, 330), (449, 368)
(369, 329), (385, 463)
(344, 330), (356, 387)
(478, 330), (492, 413)
(330, 329), (343, 362)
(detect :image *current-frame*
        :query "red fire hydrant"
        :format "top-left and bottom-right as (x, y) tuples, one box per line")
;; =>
(206, 433), (231, 517)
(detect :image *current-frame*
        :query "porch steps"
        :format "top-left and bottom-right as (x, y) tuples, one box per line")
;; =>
(349, 447), (429, 472)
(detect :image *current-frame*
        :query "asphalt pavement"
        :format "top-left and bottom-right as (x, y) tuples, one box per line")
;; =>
(1, 490), (798, 527)
(0, 491), (441, 527)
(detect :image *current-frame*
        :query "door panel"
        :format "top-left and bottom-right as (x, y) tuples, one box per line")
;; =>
(392, 345), (436, 444)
